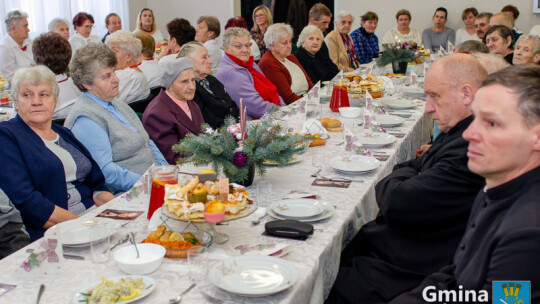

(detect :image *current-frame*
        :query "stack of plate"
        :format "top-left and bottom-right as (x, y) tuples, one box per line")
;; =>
(267, 199), (335, 222)
(356, 132), (397, 147)
(46, 218), (120, 248)
(382, 98), (417, 109)
(328, 155), (380, 174)
(374, 114), (405, 127)
(400, 86), (426, 99)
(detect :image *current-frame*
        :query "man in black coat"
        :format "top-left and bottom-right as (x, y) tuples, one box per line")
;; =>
(392, 64), (540, 304)
(178, 41), (239, 129)
(327, 54), (488, 303)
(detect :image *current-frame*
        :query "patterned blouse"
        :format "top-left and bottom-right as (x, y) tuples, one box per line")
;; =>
(250, 29), (267, 56)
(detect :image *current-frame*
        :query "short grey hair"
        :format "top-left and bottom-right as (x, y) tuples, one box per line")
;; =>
(48, 17), (69, 31)
(178, 41), (204, 58)
(105, 30), (143, 59)
(223, 27), (250, 47)
(5, 10), (28, 29)
(337, 10), (353, 23)
(264, 23), (293, 49)
(470, 53), (510, 75)
(12, 66), (59, 102)
(456, 40), (490, 53)
(516, 34), (540, 54)
(69, 43), (117, 92)
(297, 25), (323, 48)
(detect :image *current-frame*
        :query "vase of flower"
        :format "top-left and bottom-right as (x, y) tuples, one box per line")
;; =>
(392, 61), (408, 74)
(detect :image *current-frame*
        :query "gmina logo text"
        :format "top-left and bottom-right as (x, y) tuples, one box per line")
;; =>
(422, 285), (489, 303)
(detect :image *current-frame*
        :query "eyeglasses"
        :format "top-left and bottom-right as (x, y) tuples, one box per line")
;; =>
(231, 43), (252, 50)
(82, 25), (94, 29)
(254, 14), (265, 18)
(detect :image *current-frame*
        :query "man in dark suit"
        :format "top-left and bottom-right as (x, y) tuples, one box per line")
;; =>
(392, 64), (540, 303)
(142, 57), (204, 164)
(178, 41), (239, 129)
(327, 53), (488, 303)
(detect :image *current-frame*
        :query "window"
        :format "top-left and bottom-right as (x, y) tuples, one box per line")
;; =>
(0, 0), (129, 40)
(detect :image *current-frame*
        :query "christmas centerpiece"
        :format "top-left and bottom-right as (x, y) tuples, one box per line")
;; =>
(173, 99), (304, 186)
(376, 42), (420, 74)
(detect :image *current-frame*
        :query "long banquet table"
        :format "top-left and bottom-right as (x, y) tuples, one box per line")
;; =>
(0, 84), (432, 304)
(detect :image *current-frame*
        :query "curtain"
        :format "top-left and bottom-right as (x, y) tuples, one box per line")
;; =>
(0, 0), (129, 39)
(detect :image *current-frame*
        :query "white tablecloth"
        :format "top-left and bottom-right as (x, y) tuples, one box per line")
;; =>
(0, 90), (431, 304)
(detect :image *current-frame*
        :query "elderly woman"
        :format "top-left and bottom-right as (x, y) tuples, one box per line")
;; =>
(0, 66), (114, 241)
(485, 25), (515, 64)
(324, 11), (359, 72)
(382, 9), (422, 45)
(33, 32), (81, 120)
(64, 44), (167, 193)
(48, 17), (70, 40)
(455, 7), (480, 45)
(259, 23), (313, 104)
(0, 10), (33, 83)
(513, 34), (540, 65)
(250, 5), (273, 56)
(216, 27), (284, 118)
(105, 30), (150, 104)
(133, 8), (164, 44)
(134, 32), (162, 88)
(142, 57), (204, 164)
(351, 11), (380, 64)
(68, 12), (101, 54)
(157, 18), (195, 61)
(179, 41), (239, 129)
(225, 17), (261, 61)
(294, 25), (339, 84)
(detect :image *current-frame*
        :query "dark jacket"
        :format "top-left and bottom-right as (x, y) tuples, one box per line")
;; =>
(142, 89), (204, 164)
(330, 116), (485, 303)
(192, 75), (239, 129)
(293, 43), (339, 84)
(391, 166), (540, 303)
(0, 116), (107, 241)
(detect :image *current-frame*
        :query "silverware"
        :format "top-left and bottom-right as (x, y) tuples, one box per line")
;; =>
(63, 253), (85, 260)
(128, 232), (139, 258)
(169, 283), (196, 304)
(35, 284), (45, 304)
(310, 168), (322, 178)
(251, 213), (268, 225)
(201, 291), (238, 303)
(109, 234), (129, 252)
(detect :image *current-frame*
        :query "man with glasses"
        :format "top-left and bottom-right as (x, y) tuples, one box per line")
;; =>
(0, 10), (34, 83)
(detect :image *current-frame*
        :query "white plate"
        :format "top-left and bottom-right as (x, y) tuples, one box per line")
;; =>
(208, 256), (298, 297)
(357, 132), (397, 147)
(72, 275), (156, 304)
(375, 114), (405, 127)
(329, 155), (380, 173)
(268, 200), (335, 222)
(263, 155), (302, 166)
(46, 218), (120, 247)
(400, 86), (424, 94)
(382, 99), (417, 109)
(271, 199), (325, 218)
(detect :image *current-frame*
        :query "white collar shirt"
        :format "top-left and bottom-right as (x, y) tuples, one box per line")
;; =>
(0, 33), (34, 82)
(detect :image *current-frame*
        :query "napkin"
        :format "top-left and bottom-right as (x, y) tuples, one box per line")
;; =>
(363, 108), (386, 134)
(300, 118), (329, 135)
(344, 126), (372, 156)
(308, 81), (321, 105)
(282, 190), (318, 200)
(232, 243), (292, 258)
(447, 41), (455, 54)
(410, 71), (419, 87)
(365, 92), (386, 115)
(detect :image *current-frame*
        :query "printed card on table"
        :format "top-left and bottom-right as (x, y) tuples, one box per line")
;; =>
(97, 209), (143, 220)
(312, 179), (351, 188)
(308, 81), (321, 106)
(219, 178), (229, 201)
(447, 41), (455, 53)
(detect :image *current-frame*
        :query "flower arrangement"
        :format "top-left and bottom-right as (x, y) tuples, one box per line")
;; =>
(376, 42), (419, 67)
(173, 99), (304, 184)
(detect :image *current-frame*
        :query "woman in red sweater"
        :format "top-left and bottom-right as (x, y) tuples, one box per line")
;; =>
(259, 23), (313, 105)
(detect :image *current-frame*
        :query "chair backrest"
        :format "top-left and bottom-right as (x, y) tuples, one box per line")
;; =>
(52, 118), (66, 126)
(128, 87), (163, 114)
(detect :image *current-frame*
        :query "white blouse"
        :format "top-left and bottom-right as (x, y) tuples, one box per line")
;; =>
(115, 68), (150, 104)
(455, 28), (481, 45)
(69, 33), (101, 55)
(281, 58), (309, 96)
(139, 59), (163, 88)
(0, 34), (34, 82)
(382, 28), (422, 45)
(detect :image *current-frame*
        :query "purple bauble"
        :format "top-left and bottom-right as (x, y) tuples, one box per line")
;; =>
(233, 151), (248, 167)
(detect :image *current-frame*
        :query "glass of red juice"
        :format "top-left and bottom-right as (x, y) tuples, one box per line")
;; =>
(148, 165), (178, 219)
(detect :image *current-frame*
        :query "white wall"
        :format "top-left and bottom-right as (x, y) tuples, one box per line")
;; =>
(335, 0), (540, 43)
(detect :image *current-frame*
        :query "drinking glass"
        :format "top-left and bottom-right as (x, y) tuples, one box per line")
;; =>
(257, 180), (273, 207)
(89, 223), (111, 263)
(188, 246), (208, 282)
(148, 165), (178, 219)
(312, 148), (326, 168)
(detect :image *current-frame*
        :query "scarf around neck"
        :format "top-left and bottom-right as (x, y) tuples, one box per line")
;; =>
(225, 52), (281, 106)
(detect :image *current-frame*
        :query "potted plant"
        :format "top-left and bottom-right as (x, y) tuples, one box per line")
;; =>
(173, 101), (304, 186)
(376, 43), (419, 74)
